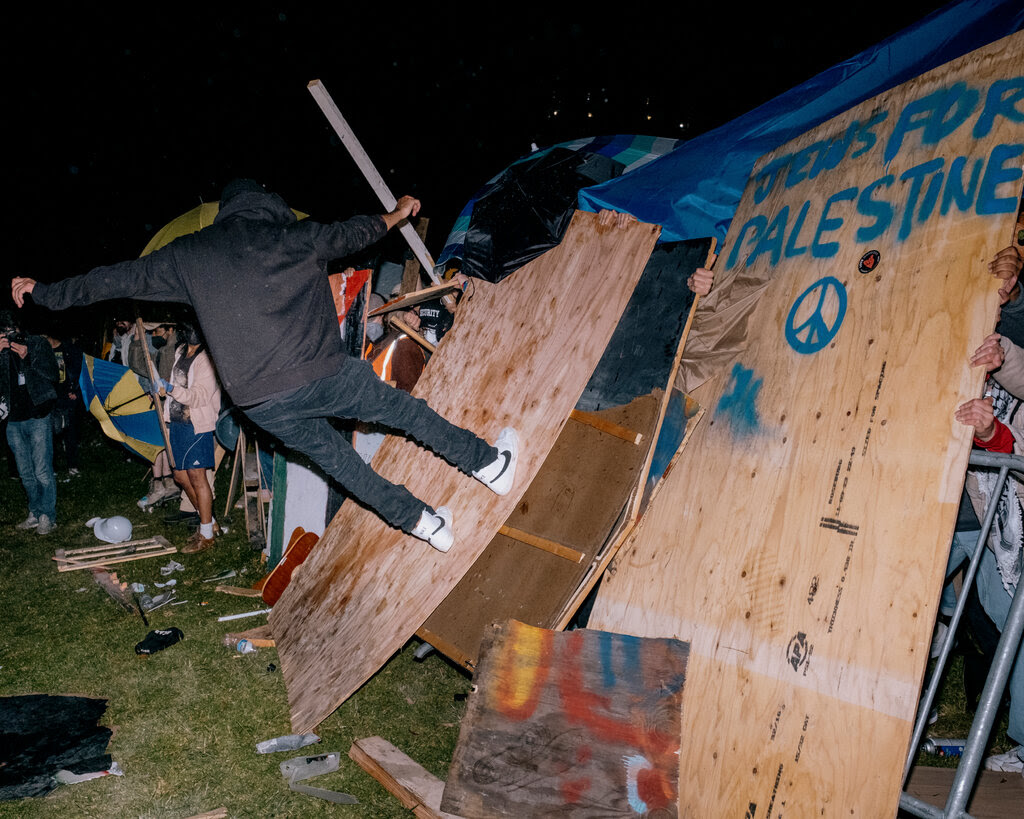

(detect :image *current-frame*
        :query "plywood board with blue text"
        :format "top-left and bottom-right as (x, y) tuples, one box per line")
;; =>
(590, 32), (1023, 816)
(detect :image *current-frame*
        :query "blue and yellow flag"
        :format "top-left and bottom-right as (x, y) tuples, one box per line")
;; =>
(79, 355), (164, 462)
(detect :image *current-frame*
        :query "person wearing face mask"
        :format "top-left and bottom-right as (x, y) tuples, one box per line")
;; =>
(155, 321), (223, 553)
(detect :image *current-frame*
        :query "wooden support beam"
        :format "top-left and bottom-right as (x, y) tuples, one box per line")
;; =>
(390, 317), (435, 353)
(135, 317), (175, 468)
(348, 737), (462, 819)
(568, 409), (642, 444)
(498, 525), (585, 564)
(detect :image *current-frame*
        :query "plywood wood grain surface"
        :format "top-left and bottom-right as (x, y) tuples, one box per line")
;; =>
(590, 32), (1023, 816)
(270, 210), (659, 732)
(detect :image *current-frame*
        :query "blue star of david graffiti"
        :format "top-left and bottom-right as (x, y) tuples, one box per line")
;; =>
(785, 276), (848, 354)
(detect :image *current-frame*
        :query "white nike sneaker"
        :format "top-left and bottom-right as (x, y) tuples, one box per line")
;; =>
(473, 427), (519, 496)
(411, 506), (454, 553)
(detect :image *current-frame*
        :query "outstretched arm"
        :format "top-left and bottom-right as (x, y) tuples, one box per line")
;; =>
(11, 277), (36, 308)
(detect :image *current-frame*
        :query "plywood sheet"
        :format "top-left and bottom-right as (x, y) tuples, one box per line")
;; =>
(270, 210), (659, 732)
(441, 621), (689, 818)
(590, 32), (1023, 816)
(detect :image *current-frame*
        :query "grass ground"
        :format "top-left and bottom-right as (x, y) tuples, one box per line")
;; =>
(0, 421), (1016, 816)
(0, 422), (471, 817)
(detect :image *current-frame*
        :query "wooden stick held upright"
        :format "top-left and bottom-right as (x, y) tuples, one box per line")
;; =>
(306, 79), (456, 310)
(135, 318), (176, 469)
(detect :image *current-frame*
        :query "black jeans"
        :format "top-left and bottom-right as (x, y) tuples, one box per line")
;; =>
(242, 357), (496, 532)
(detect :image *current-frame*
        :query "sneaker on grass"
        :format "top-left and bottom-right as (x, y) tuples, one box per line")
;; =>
(36, 514), (56, 536)
(16, 514), (39, 530)
(984, 745), (1024, 774)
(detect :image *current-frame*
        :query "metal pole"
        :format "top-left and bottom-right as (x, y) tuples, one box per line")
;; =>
(901, 450), (1024, 818)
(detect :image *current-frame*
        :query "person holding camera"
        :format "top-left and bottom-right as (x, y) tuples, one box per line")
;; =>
(0, 311), (60, 535)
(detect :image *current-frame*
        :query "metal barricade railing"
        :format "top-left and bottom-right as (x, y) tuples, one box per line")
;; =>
(900, 450), (1024, 818)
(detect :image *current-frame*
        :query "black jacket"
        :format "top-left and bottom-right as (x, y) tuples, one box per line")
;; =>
(0, 335), (59, 418)
(33, 190), (386, 405)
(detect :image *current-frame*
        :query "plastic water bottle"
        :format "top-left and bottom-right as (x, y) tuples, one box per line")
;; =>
(256, 733), (320, 754)
(236, 639), (257, 654)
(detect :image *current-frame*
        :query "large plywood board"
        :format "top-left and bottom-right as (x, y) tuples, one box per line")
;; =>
(270, 210), (659, 732)
(590, 33), (1023, 816)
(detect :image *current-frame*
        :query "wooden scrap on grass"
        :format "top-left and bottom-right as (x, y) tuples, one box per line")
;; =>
(349, 737), (461, 819)
(90, 569), (139, 614)
(54, 536), (176, 572)
(222, 623), (275, 649)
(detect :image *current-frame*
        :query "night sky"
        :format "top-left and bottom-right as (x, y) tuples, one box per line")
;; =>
(10, 2), (954, 301)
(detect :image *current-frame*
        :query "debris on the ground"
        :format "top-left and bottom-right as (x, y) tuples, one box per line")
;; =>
(159, 559), (184, 576)
(55, 761), (124, 784)
(90, 569), (138, 614)
(217, 607), (271, 622)
(279, 751), (358, 804)
(54, 537), (177, 572)
(134, 627), (184, 655)
(224, 624), (275, 649)
(256, 733), (319, 754)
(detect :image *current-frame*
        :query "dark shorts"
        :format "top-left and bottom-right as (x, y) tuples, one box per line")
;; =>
(169, 421), (215, 471)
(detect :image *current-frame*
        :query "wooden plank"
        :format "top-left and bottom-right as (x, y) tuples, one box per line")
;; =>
(54, 536), (176, 571)
(589, 32), (1023, 816)
(902, 765), (1024, 818)
(369, 281), (460, 317)
(497, 526), (585, 563)
(568, 408), (642, 444)
(270, 210), (659, 732)
(349, 736), (461, 819)
(307, 80), (444, 292)
(441, 621), (689, 818)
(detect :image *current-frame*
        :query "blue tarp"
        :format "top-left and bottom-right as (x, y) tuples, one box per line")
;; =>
(578, 0), (1024, 245)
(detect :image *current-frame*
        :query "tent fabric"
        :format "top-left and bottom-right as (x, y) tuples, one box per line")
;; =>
(435, 134), (682, 275)
(578, 0), (1024, 245)
(80, 355), (165, 463)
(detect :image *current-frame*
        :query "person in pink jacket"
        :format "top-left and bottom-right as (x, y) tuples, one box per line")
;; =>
(157, 322), (222, 553)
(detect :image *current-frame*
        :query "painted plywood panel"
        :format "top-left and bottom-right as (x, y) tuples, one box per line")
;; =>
(270, 211), (659, 732)
(590, 32), (1023, 816)
(441, 620), (689, 818)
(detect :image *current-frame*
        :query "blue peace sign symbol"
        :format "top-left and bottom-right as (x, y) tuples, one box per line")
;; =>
(785, 276), (847, 354)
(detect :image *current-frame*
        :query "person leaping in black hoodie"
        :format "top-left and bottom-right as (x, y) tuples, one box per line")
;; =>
(11, 179), (518, 553)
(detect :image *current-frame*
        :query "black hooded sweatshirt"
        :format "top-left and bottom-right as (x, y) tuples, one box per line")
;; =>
(32, 190), (386, 405)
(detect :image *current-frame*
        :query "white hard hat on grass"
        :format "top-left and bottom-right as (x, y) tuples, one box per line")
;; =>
(86, 516), (133, 544)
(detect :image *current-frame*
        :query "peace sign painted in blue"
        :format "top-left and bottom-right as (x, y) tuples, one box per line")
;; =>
(785, 276), (848, 354)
